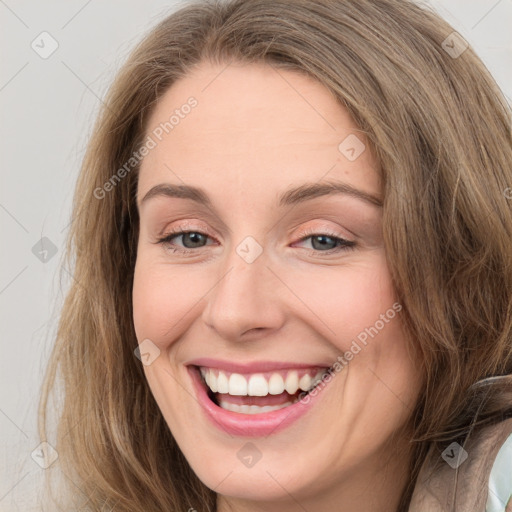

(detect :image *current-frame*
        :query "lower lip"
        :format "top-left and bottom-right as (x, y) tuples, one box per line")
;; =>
(187, 366), (330, 437)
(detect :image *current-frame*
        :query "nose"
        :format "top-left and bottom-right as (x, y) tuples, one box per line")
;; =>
(201, 243), (285, 341)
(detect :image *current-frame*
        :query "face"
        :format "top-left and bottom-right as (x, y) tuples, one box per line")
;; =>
(132, 61), (422, 510)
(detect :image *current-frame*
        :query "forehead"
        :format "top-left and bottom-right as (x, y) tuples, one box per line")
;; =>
(137, 61), (380, 208)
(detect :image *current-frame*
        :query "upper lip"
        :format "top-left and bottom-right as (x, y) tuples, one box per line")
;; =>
(186, 357), (330, 374)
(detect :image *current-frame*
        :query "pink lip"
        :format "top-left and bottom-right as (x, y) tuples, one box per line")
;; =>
(187, 365), (332, 437)
(186, 357), (329, 373)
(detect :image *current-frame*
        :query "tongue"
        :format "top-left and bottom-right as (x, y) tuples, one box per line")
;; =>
(215, 391), (299, 406)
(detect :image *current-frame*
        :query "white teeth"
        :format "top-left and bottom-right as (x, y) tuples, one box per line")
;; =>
(284, 370), (299, 394)
(311, 370), (325, 387)
(268, 373), (285, 395)
(299, 373), (312, 391)
(247, 374), (268, 396)
(217, 371), (229, 393)
(209, 371), (218, 392)
(218, 400), (293, 414)
(200, 367), (328, 397)
(228, 373), (247, 395)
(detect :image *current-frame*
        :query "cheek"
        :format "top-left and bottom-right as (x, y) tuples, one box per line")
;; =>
(132, 250), (396, 350)
(287, 254), (397, 347)
(132, 258), (191, 347)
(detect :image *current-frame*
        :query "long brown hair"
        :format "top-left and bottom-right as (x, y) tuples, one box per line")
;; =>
(38, 0), (512, 510)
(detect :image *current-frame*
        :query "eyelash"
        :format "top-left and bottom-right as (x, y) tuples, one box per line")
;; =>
(155, 226), (356, 256)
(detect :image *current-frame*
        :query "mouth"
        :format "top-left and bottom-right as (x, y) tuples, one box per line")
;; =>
(199, 366), (327, 413)
(186, 360), (333, 436)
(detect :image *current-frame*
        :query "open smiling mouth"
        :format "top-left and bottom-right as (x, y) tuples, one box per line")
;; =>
(186, 363), (334, 436)
(198, 366), (329, 413)
(187, 358), (332, 437)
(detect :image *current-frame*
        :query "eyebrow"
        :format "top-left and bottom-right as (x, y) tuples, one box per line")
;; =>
(139, 180), (382, 209)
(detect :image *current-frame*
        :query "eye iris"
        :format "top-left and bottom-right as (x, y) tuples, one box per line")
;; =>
(311, 235), (337, 251)
(182, 232), (206, 248)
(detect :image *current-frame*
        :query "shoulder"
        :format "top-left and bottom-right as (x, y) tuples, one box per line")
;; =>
(409, 418), (512, 512)
(486, 431), (512, 512)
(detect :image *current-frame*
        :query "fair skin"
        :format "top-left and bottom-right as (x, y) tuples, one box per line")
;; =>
(132, 61), (422, 512)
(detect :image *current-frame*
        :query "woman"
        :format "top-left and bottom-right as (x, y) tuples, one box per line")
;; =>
(39, 0), (512, 510)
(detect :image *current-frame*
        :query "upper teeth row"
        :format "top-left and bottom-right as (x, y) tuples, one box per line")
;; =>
(200, 368), (326, 396)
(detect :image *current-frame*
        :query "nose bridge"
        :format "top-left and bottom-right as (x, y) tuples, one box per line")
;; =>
(201, 236), (283, 339)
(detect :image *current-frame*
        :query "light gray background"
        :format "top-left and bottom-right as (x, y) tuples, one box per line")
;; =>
(1, 1), (511, 510)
